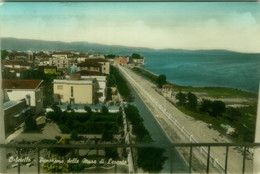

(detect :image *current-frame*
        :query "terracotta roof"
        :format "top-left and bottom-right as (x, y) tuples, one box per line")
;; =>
(78, 62), (102, 67)
(78, 70), (104, 76)
(162, 84), (172, 88)
(85, 58), (109, 63)
(3, 60), (23, 66)
(2, 79), (43, 89)
(10, 67), (29, 73)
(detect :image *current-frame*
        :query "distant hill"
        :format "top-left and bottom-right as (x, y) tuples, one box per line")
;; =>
(1, 37), (257, 55)
(1, 37), (154, 54)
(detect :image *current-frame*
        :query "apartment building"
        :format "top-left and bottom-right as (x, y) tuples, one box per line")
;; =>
(2, 79), (44, 114)
(53, 74), (98, 105)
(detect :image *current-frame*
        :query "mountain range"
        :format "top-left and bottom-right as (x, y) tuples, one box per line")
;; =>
(1, 37), (257, 55)
(1, 37), (154, 54)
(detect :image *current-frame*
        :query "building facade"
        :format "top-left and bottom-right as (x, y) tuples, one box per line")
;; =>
(4, 100), (29, 134)
(114, 57), (129, 65)
(2, 79), (44, 114)
(78, 70), (107, 103)
(53, 75), (98, 105)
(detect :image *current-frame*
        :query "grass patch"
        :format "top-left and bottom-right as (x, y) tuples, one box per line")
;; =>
(171, 85), (257, 99)
(132, 67), (158, 83)
(174, 103), (256, 142)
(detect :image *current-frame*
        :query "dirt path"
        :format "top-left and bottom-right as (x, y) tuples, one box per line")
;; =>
(119, 66), (253, 174)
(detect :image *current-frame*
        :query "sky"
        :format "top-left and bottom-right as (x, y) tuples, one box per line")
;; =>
(0, 2), (260, 53)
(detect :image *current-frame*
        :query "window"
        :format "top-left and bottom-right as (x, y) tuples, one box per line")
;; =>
(71, 86), (74, 97)
(57, 85), (63, 90)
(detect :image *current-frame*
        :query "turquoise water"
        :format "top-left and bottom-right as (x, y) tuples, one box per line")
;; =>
(134, 50), (260, 92)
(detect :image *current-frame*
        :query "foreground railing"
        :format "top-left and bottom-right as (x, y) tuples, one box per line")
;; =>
(1, 142), (260, 174)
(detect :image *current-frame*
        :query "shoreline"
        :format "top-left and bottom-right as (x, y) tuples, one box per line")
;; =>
(138, 65), (258, 94)
(133, 66), (258, 99)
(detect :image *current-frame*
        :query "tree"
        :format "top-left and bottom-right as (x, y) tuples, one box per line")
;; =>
(156, 74), (167, 88)
(211, 100), (226, 117)
(200, 99), (212, 113)
(105, 54), (116, 59)
(132, 53), (143, 59)
(105, 148), (119, 160)
(126, 94), (135, 102)
(200, 99), (226, 117)
(175, 92), (187, 106)
(1, 50), (9, 60)
(67, 105), (71, 111)
(107, 75), (116, 87)
(84, 105), (92, 116)
(70, 130), (78, 140)
(102, 130), (114, 141)
(187, 92), (198, 110)
(101, 105), (109, 114)
(27, 70), (45, 79)
(106, 87), (112, 101)
(137, 147), (167, 173)
(224, 107), (241, 122)
(24, 115), (37, 131)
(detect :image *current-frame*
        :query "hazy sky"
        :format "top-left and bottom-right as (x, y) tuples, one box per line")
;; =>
(0, 2), (260, 53)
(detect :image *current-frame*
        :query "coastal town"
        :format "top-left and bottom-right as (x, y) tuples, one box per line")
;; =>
(1, 48), (258, 174)
(1, 50), (148, 173)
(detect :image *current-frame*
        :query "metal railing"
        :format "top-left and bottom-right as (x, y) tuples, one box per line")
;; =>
(1, 142), (260, 174)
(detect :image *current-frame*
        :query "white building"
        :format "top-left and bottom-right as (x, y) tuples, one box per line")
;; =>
(66, 71), (107, 103)
(2, 79), (44, 114)
(54, 74), (98, 105)
(77, 70), (107, 103)
(50, 52), (75, 70)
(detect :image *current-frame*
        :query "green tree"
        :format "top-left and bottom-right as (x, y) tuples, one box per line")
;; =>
(101, 105), (109, 114)
(106, 87), (112, 101)
(1, 50), (9, 60)
(107, 75), (116, 87)
(70, 130), (78, 140)
(176, 92), (187, 106)
(132, 53), (143, 59)
(24, 115), (37, 131)
(27, 70), (45, 79)
(200, 99), (212, 113)
(84, 105), (92, 116)
(105, 54), (116, 59)
(137, 147), (167, 173)
(211, 100), (226, 117)
(102, 130), (114, 141)
(187, 92), (198, 110)
(224, 107), (241, 122)
(156, 74), (167, 88)
(105, 148), (119, 160)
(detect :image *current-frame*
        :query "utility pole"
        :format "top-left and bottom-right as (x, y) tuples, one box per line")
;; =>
(253, 83), (260, 174)
(0, 45), (7, 174)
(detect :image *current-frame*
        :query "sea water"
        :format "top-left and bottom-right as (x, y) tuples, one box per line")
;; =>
(138, 50), (260, 92)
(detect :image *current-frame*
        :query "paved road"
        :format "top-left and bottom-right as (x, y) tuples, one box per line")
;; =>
(125, 69), (189, 173)
(119, 65), (253, 174)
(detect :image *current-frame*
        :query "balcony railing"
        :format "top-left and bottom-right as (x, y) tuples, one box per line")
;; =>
(1, 142), (260, 174)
